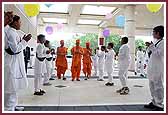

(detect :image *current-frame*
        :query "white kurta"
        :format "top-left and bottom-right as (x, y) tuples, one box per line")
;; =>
(4, 26), (28, 111)
(51, 54), (56, 75)
(97, 50), (105, 79)
(30, 50), (35, 67)
(43, 47), (52, 84)
(105, 49), (115, 83)
(105, 49), (115, 73)
(92, 54), (98, 76)
(147, 39), (164, 108)
(147, 40), (164, 81)
(4, 27), (28, 93)
(92, 54), (98, 67)
(34, 43), (46, 75)
(118, 44), (130, 87)
(118, 44), (130, 70)
(34, 43), (46, 91)
(45, 47), (52, 70)
(136, 50), (144, 74)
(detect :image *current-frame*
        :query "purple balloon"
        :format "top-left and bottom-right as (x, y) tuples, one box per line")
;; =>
(46, 26), (53, 35)
(103, 29), (110, 37)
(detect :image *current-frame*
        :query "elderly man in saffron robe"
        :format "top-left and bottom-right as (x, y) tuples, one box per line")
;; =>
(71, 39), (84, 81)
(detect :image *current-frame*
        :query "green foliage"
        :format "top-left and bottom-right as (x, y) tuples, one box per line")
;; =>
(135, 39), (146, 52)
(49, 33), (146, 55)
(105, 34), (121, 53)
(78, 33), (98, 50)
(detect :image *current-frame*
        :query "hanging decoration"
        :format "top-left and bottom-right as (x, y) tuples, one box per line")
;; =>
(45, 4), (53, 8)
(45, 26), (53, 35)
(115, 15), (125, 27)
(105, 13), (112, 20)
(24, 4), (40, 17)
(146, 4), (162, 13)
(103, 28), (110, 38)
(56, 23), (64, 30)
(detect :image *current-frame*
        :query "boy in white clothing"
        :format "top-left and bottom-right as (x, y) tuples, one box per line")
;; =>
(43, 40), (52, 86)
(92, 47), (99, 76)
(97, 46), (106, 81)
(116, 37), (130, 95)
(105, 43), (115, 86)
(34, 34), (47, 96)
(29, 48), (35, 68)
(49, 49), (56, 80)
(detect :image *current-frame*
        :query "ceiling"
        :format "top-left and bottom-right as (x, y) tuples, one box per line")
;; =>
(37, 3), (164, 35)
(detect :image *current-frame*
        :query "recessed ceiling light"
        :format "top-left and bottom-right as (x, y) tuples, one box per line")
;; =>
(135, 12), (138, 15)
(78, 19), (102, 25)
(43, 18), (67, 23)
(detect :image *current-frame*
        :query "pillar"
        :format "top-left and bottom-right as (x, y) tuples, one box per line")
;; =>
(124, 5), (136, 71)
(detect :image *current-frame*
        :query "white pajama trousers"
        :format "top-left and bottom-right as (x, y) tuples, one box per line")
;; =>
(149, 79), (164, 108)
(34, 74), (42, 92)
(4, 92), (17, 111)
(99, 68), (104, 80)
(107, 72), (113, 83)
(43, 69), (52, 84)
(118, 69), (128, 87)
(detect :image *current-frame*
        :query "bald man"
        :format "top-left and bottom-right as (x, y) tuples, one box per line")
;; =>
(83, 42), (92, 80)
(56, 40), (68, 80)
(71, 39), (84, 81)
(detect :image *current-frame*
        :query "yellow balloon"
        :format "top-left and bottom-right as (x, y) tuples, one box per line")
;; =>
(146, 4), (162, 13)
(24, 4), (40, 17)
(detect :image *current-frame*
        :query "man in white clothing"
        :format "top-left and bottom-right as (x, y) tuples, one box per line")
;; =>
(116, 37), (130, 95)
(4, 14), (32, 111)
(105, 43), (115, 86)
(144, 26), (164, 111)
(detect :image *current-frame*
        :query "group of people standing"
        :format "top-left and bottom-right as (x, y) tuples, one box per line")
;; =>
(4, 11), (164, 111)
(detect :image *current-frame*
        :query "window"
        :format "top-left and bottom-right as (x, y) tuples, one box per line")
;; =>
(40, 4), (69, 13)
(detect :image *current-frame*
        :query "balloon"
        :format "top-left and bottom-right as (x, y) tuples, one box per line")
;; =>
(115, 15), (125, 27)
(45, 4), (53, 8)
(45, 26), (53, 35)
(24, 4), (40, 17)
(146, 4), (162, 13)
(103, 29), (110, 37)
(56, 23), (64, 30)
(105, 13), (112, 20)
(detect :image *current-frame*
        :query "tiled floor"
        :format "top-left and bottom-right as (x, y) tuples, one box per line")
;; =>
(18, 78), (151, 106)
(16, 66), (152, 111)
